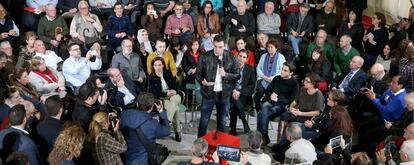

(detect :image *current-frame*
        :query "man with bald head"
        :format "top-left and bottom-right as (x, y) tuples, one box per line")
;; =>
(223, 0), (256, 50)
(306, 29), (334, 61)
(37, 3), (68, 56)
(105, 67), (141, 108)
(332, 56), (368, 104)
(333, 35), (360, 75)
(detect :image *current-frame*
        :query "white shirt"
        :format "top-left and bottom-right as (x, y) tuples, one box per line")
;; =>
(284, 139), (317, 164)
(62, 56), (102, 87)
(213, 65), (223, 92)
(117, 85), (136, 105)
(34, 50), (63, 70)
(400, 161), (414, 165)
(11, 126), (29, 135)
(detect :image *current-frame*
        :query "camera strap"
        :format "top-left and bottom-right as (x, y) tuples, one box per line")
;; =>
(135, 119), (156, 152)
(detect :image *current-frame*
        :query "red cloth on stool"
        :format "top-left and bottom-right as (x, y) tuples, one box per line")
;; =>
(202, 130), (240, 165)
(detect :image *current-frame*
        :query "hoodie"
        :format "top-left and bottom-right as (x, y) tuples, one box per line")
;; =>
(120, 109), (170, 165)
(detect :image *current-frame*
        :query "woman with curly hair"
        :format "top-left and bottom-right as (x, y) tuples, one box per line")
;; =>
(88, 112), (127, 165)
(48, 122), (85, 165)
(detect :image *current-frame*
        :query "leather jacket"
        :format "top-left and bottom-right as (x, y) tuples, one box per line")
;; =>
(196, 50), (240, 100)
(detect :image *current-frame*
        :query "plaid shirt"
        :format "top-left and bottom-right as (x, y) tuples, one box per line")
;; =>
(401, 62), (414, 92)
(93, 129), (127, 165)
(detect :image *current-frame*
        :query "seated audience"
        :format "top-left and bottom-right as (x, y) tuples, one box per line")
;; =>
(314, 1), (341, 50)
(256, 1), (281, 40)
(284, 122), (317, 164)
(28, 56), (66, 98)
(69, 1), (103, 52)
(140, 2), (163, 43)
(88, 112), (127, 165)
(0, 105), (41, 165)
(9, 68), (42, 102)
(105, 67), (140, 108)
(333, 35), (360, 75)
(286, 3), (313, 58)
(164, 2), (194, 44)
(363, 12), (389, 70)
(401, 44), (414, 92)
(33, 39), (63, 70)
(120, 92), (171, 165)
(0, 87), (22, 125)
(376, 43), (392, 72)
(88, 0), (116, 19)
(254, 39), (286, 112)
(385, 92), (414, 137)
(199, 0), (223, 17)
(305, 30), (334, 63)
(22, 0), (53, 30)
(229, 49), (255, 135)
(398, 140), (414, 165)
(148, 57), (182, 141)
(257, 62), (299, 145)
(147, 39), (177, 76)
(0, 3), (19, 46)
(338, 9), (364, 51)
(230, 37), (255, 67)
(0, 41), (17, 78)
(331, 56), (368, 102)
(358, 75), (408, 155)
(223, 0), (256, 50)
(57, 0), (81, 18)
(63, 43), (102, 90)
(304, 47), (332, 92)
(48, 122), (85, 165)
(246, 131), (272, 165)
(104, 2), (134, 62)
(17, 31), (37, 69)
(197, 1), (221, 51)
(118, 0), (142, 27)
(112, 39), (146, 90)
(37, 4), (68, 56)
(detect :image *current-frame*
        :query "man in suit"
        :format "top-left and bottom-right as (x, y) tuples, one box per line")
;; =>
(229, 49), (255, 135)
(36, 95), (63, 161)
(105, 67), (141, 109)
(0, 105), (41, 165)
(332, 55), (368, 104)
(286, 3), (314, 58)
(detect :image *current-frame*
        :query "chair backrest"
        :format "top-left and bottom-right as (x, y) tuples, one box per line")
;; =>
(195, 81), (202, 105)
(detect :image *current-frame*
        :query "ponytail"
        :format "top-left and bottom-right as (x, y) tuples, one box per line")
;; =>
(87, 112), (108, 142)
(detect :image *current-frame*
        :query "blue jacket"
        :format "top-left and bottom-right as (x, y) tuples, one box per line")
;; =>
(0, 127), (41, 165)
(372, 89), (407, 122)
(105, 74), (141, 108)
(104, 15), (134, 39)
(120, 109), (170, 165)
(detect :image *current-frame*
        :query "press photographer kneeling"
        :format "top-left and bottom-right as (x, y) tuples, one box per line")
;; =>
(120, 92), (171, 165)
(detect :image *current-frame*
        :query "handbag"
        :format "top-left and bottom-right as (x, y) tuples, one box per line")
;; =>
(135, 127), (170, 165)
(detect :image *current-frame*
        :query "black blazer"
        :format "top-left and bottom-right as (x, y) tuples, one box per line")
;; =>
(182, 50), (201, 83)
(286, 12), (314, 37)
(333, 69), (368, 96)
(105, 74), (141, 107)
(148, 70), (176, 98)
(237, 64), (256, 97)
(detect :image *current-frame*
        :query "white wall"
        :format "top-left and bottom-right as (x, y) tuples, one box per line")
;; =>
(365, 0), (412, 24)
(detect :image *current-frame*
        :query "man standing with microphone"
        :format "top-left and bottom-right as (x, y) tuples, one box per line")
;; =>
(196, 35), (240, 138)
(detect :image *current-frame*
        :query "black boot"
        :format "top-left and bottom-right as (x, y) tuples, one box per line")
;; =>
(241, 117), (250, 133)
(262, 134), (270, 147)
(175, 132), (181, 142)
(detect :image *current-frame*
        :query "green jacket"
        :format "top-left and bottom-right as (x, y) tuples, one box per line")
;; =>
(306, 42), (334, 62)
(333, 47), (360, 74)
(37, 15), (68, 44)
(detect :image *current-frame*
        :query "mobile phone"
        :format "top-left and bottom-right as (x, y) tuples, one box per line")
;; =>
(329, 135), (343, 149)
(90, 49), (97, 56)
(217, 145), (241, 162)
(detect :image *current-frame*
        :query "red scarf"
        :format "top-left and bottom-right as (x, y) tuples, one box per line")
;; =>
(33, 68), (58, 83)
(190, 51), (200, 63)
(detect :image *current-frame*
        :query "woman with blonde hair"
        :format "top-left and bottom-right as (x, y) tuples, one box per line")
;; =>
(28, 56), (67, 98)
(88, 112), (127, 165)
(48, 123), (85, 165)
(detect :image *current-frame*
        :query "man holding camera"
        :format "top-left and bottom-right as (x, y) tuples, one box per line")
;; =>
(63, 43), (102, 91)
(105, 67), (141, 108)
(196, 35), (240, 138)
(120, 92), (171, 165)
(72, 81), (108, 131)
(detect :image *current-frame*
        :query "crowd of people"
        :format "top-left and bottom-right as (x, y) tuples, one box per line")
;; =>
(0, 0), (413, 164)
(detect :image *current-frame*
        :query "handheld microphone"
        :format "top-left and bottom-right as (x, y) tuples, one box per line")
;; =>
(218, 55), (223, 68)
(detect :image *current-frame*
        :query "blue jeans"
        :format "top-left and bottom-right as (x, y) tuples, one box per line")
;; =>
(197, 96), (230, 138)
(288, 34), (303, 56)
(257, 101), (286, 135)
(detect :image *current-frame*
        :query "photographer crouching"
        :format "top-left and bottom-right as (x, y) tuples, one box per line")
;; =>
(120, 92), (171, 165)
